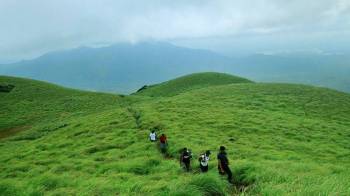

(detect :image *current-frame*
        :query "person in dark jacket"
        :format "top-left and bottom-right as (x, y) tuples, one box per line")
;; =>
(180, 147), (192, 172)
(217, 146), (233, 183)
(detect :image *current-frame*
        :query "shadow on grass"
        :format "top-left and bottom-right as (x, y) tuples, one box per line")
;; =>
(0, 126), (31, 139)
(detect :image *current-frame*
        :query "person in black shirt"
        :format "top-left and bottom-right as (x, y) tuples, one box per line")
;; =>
(217, 146), (233, 183)
(180, 147), (192, 172)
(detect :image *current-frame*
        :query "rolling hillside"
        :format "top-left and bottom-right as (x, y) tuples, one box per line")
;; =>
(135, 72), (252, 97)
(1, 73), (350, 195)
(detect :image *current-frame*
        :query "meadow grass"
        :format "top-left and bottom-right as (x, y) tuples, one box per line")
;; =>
(1, 73), (350, 195)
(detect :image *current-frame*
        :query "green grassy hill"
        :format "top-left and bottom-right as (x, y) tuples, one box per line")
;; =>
(0, 76), (124, 138)
(1, 73), (350, 195)
(134, 72), (252, 97)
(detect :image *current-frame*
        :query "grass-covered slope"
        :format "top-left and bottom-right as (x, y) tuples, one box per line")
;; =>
(1, 73), (350, 195)
(0, 76), (123, 137)
(135, 72), (252, 97)
(134, 83), (350, 195)
(0, 75), (230, 195)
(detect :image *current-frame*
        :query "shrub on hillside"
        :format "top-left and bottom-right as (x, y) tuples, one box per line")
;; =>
(0, 84), (15, 93)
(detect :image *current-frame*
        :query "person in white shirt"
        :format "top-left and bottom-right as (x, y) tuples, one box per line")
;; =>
(149, 130), (157, 142)
(199, 150), (211, 172)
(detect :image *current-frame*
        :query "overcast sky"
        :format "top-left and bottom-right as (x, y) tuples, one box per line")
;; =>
(0, 0), (349, 62)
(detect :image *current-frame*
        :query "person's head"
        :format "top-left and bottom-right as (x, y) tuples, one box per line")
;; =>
(183, 147), (187, 152)
(220, 146), (226, 151)
(151, 130), (155, 133)
(162, 134), (165, 136)
(206, 150), (211, 156)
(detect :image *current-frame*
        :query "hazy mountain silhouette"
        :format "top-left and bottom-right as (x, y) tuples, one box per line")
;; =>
(0, 42), (231, 93)
(1, 42), (349, 93)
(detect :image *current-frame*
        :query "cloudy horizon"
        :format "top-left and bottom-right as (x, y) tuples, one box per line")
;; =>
(1, 0), (349, 62)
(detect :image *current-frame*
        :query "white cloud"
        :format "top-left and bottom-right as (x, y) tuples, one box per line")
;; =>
(0, 0), (349, 60)
(325, 0), (350, 17)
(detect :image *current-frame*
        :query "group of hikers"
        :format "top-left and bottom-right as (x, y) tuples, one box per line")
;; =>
(149, 129), (233, 183)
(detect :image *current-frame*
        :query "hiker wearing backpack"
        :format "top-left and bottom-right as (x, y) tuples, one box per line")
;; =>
(198, 150), (211, 172)
(149, 129), (157, 142)
(180, 147), (192, 172)
(217, 146), (233, 183)
(159, 134), (167, 153)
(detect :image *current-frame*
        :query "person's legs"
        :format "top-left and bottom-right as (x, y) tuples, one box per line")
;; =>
(218, 165), (225, 175)
(203, 165), (208, 172)
(160, 143), (167, 153)
(184, 161), (190, 171)
(200, 164), (205, 172)
(201, 165), (208, 172)
(224, 166), (233, 183)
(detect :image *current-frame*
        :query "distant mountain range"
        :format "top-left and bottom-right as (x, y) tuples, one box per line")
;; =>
(0, 42), (349, 93)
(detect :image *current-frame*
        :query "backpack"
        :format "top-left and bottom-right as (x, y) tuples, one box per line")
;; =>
(199, 154), (209, 166)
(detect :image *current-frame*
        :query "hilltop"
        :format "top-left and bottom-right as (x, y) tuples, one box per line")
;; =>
(135, 72), (252, 97)
(1, 73), (350, 195)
